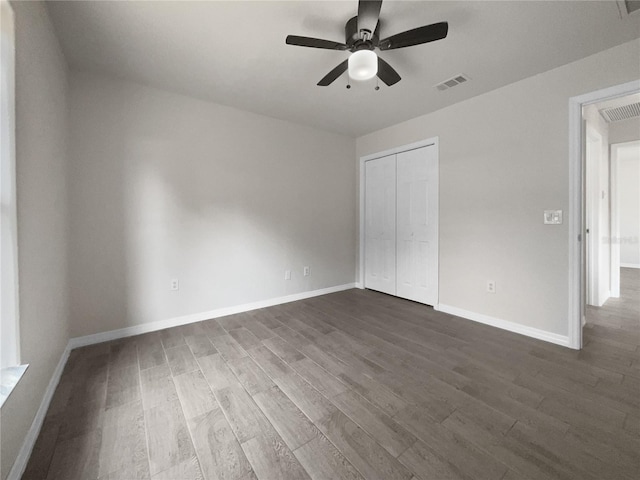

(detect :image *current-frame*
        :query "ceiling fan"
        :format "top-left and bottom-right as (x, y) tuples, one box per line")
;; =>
(285, 0), (448, 87)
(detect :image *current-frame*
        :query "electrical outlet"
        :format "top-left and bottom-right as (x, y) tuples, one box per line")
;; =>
(284, 270), (291, 280)
(171, 279), (179, 291)
(487, 280), (496, 294)
(303, 266), (310, 277)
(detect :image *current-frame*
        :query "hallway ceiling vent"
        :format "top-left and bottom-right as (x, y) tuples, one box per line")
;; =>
(435, 74), (470, 91)
(599, 102), (640, 123)
(624, 0), (640, 14)
(617, 0), (640, 17)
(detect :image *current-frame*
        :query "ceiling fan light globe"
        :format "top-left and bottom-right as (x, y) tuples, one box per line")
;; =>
(348, 50), (378, 81)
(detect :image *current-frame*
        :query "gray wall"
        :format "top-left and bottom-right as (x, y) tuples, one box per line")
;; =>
(67, 71), (357, 338)
(357, 39), (640, 337)
(1, 2), (70, 479)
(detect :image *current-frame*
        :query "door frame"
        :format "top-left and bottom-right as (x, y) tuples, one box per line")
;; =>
(358, 137), (439, 303)
(568, 80), (640, 350)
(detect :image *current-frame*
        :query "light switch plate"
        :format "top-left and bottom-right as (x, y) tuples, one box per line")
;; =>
(544, 210), (563, 225)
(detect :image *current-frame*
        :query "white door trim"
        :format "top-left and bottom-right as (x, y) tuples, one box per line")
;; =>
(568, 80), (640, 350)
(358, 137), (439, 293)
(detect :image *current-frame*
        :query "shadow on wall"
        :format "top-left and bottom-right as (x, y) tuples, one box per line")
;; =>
(121, 137), (290, 327)
(67, 75), (356, 338)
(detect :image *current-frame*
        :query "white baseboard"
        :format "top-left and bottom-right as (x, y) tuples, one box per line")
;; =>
(355, 282), (364, 289)
(592, 290), (612, 308)
(7, 343), (72, 480)
(620, 263), (640, 269)
(70, 283), (357, 349)
(435, 304), (571, 348)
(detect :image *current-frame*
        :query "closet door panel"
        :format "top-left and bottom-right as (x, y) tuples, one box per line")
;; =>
(364, 155), (396, 295)
(396, 146), (438, 305)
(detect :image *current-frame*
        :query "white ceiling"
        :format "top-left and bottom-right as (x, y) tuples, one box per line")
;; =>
(46, 1), (640, 137)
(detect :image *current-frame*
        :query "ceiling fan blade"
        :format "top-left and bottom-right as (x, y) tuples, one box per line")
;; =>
(357, 0), (383, 37)
(286, 35), (349, 50)
(377, 57), (401, 86)
(378, 21), (448, 50)
(317, 60), (349, 86)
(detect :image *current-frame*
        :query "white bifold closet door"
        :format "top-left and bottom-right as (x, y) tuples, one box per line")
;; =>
(364, 154), (396, 295)
(396, 146), (438, 305)
(364, 144), (438, 305)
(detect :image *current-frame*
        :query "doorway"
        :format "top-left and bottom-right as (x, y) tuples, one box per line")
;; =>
(591, 139), (640, 332)
(611, 140), (640, 291)
(569, 81), (640, 349)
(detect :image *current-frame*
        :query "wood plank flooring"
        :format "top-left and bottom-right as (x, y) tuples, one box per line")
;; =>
(23, 269), (639, 479)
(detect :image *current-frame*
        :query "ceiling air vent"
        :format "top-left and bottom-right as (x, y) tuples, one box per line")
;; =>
(625, 0), (640, 13)
(599, 102), (640, 123)
(435, 74), (469, 91)
(617, 0), (640, 16)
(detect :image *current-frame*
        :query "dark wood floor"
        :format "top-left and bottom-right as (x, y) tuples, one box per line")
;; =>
(23, 270), (639, 480)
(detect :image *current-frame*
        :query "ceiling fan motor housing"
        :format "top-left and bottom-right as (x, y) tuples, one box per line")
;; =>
(345, 16), (379, 51)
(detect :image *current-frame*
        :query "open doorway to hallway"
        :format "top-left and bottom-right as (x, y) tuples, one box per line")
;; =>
(583, 93), (640, 345)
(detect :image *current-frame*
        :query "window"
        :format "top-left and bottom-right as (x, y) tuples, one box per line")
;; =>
(1, 0), (26, 408)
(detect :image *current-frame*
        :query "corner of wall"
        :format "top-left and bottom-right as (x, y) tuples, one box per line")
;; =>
(2, 2), (72, 479)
